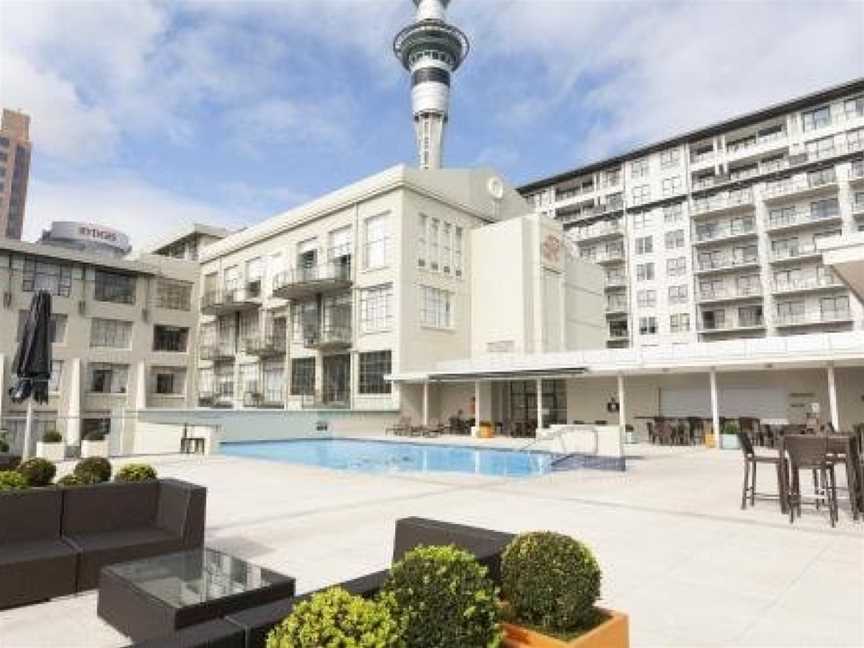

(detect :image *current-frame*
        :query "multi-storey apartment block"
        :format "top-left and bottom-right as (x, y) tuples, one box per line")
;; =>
(519, 79), (864, 348)
(0, 109), (32, 240)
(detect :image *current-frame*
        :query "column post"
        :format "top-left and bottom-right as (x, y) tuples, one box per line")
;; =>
(422, 381), (429, 426)
(710, 368), (720, 449)
(617, 373), (626, 433)
(536, 378), (543, 433)
(827, 364), (839, 432)
(23, 400), (34, 460)
(474, 381), (480, 437)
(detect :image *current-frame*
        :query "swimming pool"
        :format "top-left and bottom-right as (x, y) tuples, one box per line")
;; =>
(220, 438), (557, 477)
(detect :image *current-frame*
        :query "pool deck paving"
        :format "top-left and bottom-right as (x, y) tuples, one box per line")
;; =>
(1, 438), (862, 648)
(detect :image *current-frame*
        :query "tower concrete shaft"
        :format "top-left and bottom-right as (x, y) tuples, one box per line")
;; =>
(394, 0), (469, 169)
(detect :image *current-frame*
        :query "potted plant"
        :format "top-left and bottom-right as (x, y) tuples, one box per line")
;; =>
(479, 420), (495, 438)
(500, 531), (629, 648)
(81, 430), (109, 458)
(16, 457), (57, 488)
(73, 457), (112, 484)
(36, 430), (65, 462)
(114, 463), (157, 482)
(720, 421), (741, 450)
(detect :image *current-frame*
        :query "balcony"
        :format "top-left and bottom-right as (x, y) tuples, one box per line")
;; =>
(605, 299), (628, 316)
(300, 390), (350, 410)
(302, 325), (352, 351)
(607, 329), (629, 344)
(243, 385), (284, 409)
(605, 274), (627, 290)
(725, 130), (787, 157)
(698, 315), (765, 333)
(764, 208), (842, 233)
(199, 385), (234, 408)
(693, 221), (757, 245)
(762, 172), (838, 204)
(199, 343), (234, 362)
(572, 219), (624, 242)
(695, 255), (761, 275)
(772, 276), (844, 295)
(697, 285), (763, 304)
(849, 160), (864, 185)
(243, 335), (286, 357)
(272, 259), (352, 300)
(852, 197), (864, 220)
(201, 282), (262, 316)
(774, 310), (853, 328)
(769, 242), (824, 263)
(690, 190), (754, 218)
(593, 249), (626, 264)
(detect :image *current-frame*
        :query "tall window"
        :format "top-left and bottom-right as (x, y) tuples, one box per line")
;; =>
(290, 358), (315, 396)
(359, 351), (392, 395)
(262, 360), (284, 404)
(441, 223), (452, 273)
(802, 105), (831, 131)
(665, 229), (685, 250)
(88, 363), (129, 394)
(153, 325), (189, 352)
(636, 262), (655, 281)
(22, 258), (72, 297)
(17, 312), (66, 343)
(845, 95), (864, 119)
(152, 367), (186, 395)
(95, 270), (136, 304)
(639, 316), (657, 335)
(90, 319), (133, 348)
(663, 203), (683, 224)
(637, 289), (656, 308)
(631, 185), (650, 205)
(630, 157), (649, 178)
(660, 148), (680, 168)
(668, 285), (688, 304)
(453, 227), (464, 277)
(632, 211), (652, 229)
(667, 257), (687, 276)
(49, 360), (63, 392)
(157, 279), (192, 310)
(811, 197), (839, 219)
(428, 218), (440, 270)
(635, 236), (653, 255)
(364, 213), (390, 269)
(418, 214), (427, 267)
(419, 286), (453, 328)
(662, 176), (682, 197)
(821, 295), (850, 318)
(670, 313), (691, 333)
(360, 284), (393, 332)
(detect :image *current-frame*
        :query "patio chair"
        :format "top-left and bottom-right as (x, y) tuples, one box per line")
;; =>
(784, 434), (838, 528)
(656, 420), (676, 445)
(736, 431), (785, 512)
(385, 416), (412, 436)
(687, 417), (705, 445)
(826, 434), (861, 521)
(421, 418), (442, 438)
(739, 417), (761, 446)
(646, 420), (656, 444)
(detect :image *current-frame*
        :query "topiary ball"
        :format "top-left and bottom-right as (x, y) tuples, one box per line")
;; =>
(56, 474), (84, 488)
(381, 544), (501, 648)
(114, 463), (157, 482)
(502, 532), (602, 632)
(266, 587), (402, 648)
(0, 470), (29, 491)
(73, 457), (112, 484)
(16, 457), (57, 487)
(41, 430), (63, 443)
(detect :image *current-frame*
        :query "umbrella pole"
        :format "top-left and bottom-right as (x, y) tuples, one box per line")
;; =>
(23, 400), (34, 461)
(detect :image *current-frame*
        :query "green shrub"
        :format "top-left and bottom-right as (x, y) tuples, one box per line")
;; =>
(41, 430), (63, 443)
(0, 470), (29, 491)
(501, 532), (601, 632)
(0, 430), (10, 453)
(381, 545), (501, 648)
(722, 421), (740, 436)
(114, 463), (157, 482)
(73, 457), (112, 484)
(56, 474), (84, 488)
(17, 457), (57, 487)
(266, 587), (403, 648)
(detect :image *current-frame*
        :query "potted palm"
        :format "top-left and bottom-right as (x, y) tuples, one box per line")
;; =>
(36, 430), (65, 462)
(81, 429), (109, 458)
(720, 421), (741, 450)
(500, 532), (629, 648)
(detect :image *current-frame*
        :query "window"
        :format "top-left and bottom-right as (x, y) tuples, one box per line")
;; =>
(153, 325), (189, 352)
(245, 258), (263, 296)
(292, 301), (318, 342)
(811, 197), (839, 219)
(262, 360), (284, 404)
(453, 227), (464, 277)
(802, 105), (831, 131)
(635, 236), (653, 255)
(738, 305), (763, 327)
(631, 185), (650, 205)
(153, 367), (186, 395)
(636, 262), (655, 281)
(17, 312), (66, 343)
(806, 136), (835, 159)
(359, 351), (392, 395)
(22, 258), (72, 297)
(630, 157), (649, 178)
(639, 316), (657, 335)
(668, 285), (689, 304)
(88, 363), (129, 394)
(95, 270), (136, 304)
(360, 284), (393, 332)
(290, 358), (315, 396)
(777, 300), (805, 321)
(428, 218), (440, 270)
(637, 289), (656, 308)
(49, 360), (63, 392)
(632, 211), (652, 229)
(847, 127), (864, 149)
(821, 295), (850, 319)
(660, 148), (680, 168)
(665, 229), (685, 250)
(419, 286), (453, 328)
(417, 214), (427, 267)
(737, 274), (761, 295)
(845, 95), (864, 119)
(663, 203), (683, 224)
(364, 213), (390, 269)
(156, 279), (192, 310)
(662, 176), (682, 197)
(441, 223), (452, 273)
(670, 313), (691, 333)
(90, 319), (133, 348)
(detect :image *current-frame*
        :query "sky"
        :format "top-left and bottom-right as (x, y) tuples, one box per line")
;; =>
(1, 0), (863, 250)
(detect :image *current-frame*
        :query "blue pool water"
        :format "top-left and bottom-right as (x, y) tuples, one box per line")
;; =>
(221, 438), (557, 477)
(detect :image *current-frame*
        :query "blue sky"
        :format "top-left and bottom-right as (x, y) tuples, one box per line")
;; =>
(2, 0), (862, 248)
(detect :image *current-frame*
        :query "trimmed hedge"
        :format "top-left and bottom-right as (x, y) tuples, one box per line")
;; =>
(73, 457), (112, 484)
(501, 532), (602, 632)
(114, 463), (157, 482)
(381, 544), (501, 648)
(41, 430), (63, 443)
(0, 470), (29, 491)
(56, 474), (84, 488)
(17, 457), (57, 487)
(266, 587), (403, 648)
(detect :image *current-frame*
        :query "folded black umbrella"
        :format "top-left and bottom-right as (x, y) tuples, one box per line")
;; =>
(10, 290), (53, 405)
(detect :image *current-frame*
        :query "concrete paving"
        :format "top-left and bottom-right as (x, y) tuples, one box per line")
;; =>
(1, 440), (862, 648)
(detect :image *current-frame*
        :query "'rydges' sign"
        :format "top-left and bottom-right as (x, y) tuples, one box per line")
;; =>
(48, 221), (130, 252)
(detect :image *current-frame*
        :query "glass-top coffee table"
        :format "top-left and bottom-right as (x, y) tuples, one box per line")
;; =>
(97, 547), (296, 643)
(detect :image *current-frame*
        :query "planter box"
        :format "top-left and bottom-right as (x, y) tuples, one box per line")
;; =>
(720, 434), (740, 450)
(81, 439), (109, 458)
(36, 442), (65, 462)
(503, 609), (629, 648)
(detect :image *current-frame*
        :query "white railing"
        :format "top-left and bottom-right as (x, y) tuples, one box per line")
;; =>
(766, 208), (840, 230)
(691, 190), (753, 215)
(572, 220), (624, 240)
(696, 255), (760, 272)
(775, 310), (852, 326)
(772, 276), (842, 293)
(695, 221), (756, 242)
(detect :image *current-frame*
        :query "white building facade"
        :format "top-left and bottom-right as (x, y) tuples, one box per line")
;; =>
(520, 79), (864, 349)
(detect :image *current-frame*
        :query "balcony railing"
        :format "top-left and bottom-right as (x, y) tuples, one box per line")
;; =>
(605, 274), (627, 288)
(201, 282), (262, 316)
(852, 197), (864, 217)
(698, 315), (765, 331)
(302, 325), (352, 351)
(765, 208), (841, 231)
(726, 130), (786, 155)
(605, 300), (628, 313)
(199, 343), (235, 362)
(572, 220), (624, 241)
(593, 249), (626, 263)
(691, 190), (753, 216)
(300, 390), (350, 410)
(608, 329), (629, 340)
(775, 310), (852, 326)
(772, 276), (842, 293)
(698, 285), (763, 301)
(694, 221), (756, 243)
(243, 335), (287, 357)
(763, 172), (838, 202)
(272, 259), (352, 300)
(849, 159), (864, 182)
(696, 255), (760, 273)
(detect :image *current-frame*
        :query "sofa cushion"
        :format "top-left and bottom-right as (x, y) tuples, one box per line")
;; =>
(0, 538), (78, 608)
(0, 488), (63, 543)
(156, 480), (206, 547)
(65, 527), (181, 591)
(62, 481), (159, 536)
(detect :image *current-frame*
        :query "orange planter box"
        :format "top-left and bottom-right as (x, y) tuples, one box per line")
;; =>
(502, 609), (629, 648)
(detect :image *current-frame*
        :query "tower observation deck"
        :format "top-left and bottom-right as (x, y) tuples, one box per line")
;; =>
(393, 0), (470, 169)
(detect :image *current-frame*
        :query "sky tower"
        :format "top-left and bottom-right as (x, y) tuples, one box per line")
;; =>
(393, 0), (470, 170)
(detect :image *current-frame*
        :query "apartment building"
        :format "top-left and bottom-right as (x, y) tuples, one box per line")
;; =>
(0, 227), (201, 456)
(194, 165), (604, 420)
(520, 79), (864, 348)
(149, 223), (235, 261)
(0, 109), (32, 240)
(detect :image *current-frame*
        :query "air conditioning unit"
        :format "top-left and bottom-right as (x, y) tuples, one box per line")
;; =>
(78, 300), (87, 315)
(2, 291), (11, 308)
